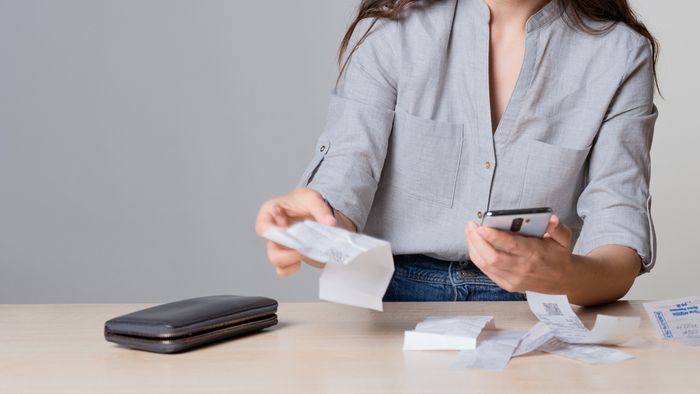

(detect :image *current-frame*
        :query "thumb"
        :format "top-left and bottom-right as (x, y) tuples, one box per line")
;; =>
(305, 194), (337, 227)
(544, 215), (572, 249)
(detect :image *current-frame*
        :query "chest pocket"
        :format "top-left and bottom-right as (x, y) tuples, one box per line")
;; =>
(519, 139), (591, 214)
(382, 109), (464, 207)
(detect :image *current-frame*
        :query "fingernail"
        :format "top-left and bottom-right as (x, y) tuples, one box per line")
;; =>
(467, 221), (477, 231)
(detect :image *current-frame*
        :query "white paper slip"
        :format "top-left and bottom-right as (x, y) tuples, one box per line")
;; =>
(526, 291), (640, 345)
(263, 220), (378, 265)
(512, 322), (555, 357)
(540, 338), (635, 364)
(451, 330), (525, 370)
(643, 296), (700, 346)
(403, 316), (495, 350)
(262, 220), (395, 311)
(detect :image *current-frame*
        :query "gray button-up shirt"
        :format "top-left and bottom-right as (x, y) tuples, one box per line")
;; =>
(297, 0), (658, 271)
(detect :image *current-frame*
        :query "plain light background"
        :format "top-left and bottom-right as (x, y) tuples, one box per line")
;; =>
(0, 1), (696, 303)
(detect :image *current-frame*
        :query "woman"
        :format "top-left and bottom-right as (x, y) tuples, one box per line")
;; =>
(255, 0), (658, 306)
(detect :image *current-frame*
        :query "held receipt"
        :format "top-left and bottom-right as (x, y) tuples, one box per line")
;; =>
(262, 220), (395, 311)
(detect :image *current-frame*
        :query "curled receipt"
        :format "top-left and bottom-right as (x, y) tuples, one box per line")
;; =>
(262, 220), (395, 311)
(526, 291), (640, 345)
(513, 322), (635, 364)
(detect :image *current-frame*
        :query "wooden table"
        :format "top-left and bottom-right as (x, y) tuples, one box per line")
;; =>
(1, 301), (697, 393)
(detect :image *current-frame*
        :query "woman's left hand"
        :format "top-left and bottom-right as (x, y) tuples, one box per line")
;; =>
(465, 215), (574, 294)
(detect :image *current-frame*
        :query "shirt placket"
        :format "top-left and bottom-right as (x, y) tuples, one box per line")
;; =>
(475, 21), (539, 219)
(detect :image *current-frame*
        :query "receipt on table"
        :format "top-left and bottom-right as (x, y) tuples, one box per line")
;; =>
(407, 306), (636, 368)
(526, 291), (640, 345)
(512, 322), (555, 357)
(262, 220), (394, 311)
(540, 338), (635, 364)
(512, 321), (634, 364)
(403, 316), (495, 350)
(451, 330), (525, 370)
(643, 296), (700, 346)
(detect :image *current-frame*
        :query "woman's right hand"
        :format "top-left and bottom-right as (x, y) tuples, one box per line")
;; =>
(255, 188), (340, 277)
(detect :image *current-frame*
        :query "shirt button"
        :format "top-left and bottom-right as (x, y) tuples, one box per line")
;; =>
(484, 161), (492, 169)
(477, 211), (483, 219)
(319, 145), (326, 153)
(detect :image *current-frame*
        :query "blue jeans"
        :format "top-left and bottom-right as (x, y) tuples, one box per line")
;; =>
(382, 254), (526, 302)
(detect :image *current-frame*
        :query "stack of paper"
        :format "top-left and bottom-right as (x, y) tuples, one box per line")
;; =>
(403, 316), (495, 350)
(262, 220), (395, 311)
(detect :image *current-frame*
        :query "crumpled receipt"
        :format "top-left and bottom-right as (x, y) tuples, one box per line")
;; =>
(513, 322), (635, 365)
(262, 220), (394, 311)
(451, 330), (525, 369)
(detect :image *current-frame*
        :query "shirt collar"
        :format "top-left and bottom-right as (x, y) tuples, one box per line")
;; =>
(465, 0), (561, 33)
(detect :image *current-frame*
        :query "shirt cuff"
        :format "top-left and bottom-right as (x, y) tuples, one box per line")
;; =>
(306, 170), (377, 232)
(575, 196), (656, 273)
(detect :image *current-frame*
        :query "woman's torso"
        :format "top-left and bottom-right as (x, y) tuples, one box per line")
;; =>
(362, 0), (650, 261)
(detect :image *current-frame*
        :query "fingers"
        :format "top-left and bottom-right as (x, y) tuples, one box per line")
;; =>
(266, 241), (326, 276)
(266, 241), (303, 268)
(266, 241), (312, 277)
(275, 190), (337, 227)
(544, 214), (559, 238)
(271, 203), (290, 227)
(302, 258), (327, 269)
(276, 262), (301, 277)
(465, 222), (517, 291)
(294, 190), (337, 226)
(474, 222), (531, 256)
(256, 190), (336, 240)
(255, 199), (283, 236)
(466, 222), (500, 264)
(477, 266), (517, 293)
(256, 189), (342, 279)
(465, 222), (516, 275)
(544, 215), (572, 249)
(255, 199), (302, 237)
(465, 223), (486, 263)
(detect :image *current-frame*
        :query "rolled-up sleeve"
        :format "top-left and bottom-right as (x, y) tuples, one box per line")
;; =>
(575, 38), (658, 272)
(296, 18), (398, 231)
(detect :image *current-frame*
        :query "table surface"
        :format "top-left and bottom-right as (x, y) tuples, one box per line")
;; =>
(1, 301), (698, 393)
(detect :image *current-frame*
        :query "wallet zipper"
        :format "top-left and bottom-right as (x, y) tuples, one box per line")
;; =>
(106, 315), (278, 349)
(109, 310), (276, 339)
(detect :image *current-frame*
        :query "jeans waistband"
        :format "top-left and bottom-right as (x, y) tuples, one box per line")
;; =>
(392, 254), (497, 286)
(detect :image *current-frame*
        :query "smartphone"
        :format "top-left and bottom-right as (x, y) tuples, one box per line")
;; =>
(480, 207), (553, 239)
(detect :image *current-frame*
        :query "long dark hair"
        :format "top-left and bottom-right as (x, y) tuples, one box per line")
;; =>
(338, 0), (660, 92)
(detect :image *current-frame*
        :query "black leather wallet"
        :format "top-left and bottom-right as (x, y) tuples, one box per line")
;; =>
(104, 295), (278, 354)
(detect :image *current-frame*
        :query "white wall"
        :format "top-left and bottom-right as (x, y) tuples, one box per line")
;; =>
(624, 0), (700, 300)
